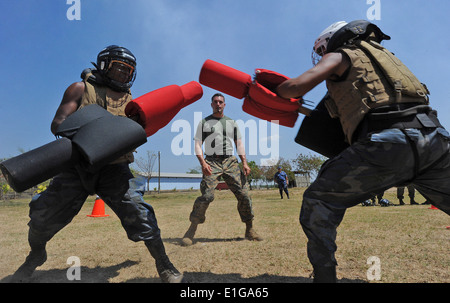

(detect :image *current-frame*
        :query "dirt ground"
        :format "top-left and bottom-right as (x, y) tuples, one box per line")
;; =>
(0, 188), (449, 284)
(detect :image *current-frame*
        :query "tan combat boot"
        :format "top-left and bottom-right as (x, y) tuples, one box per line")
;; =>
(181, 222), (198, 246)
(245, 221), (263, 241)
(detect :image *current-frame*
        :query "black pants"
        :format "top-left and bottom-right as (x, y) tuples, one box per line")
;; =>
(300, 128), (450, 267)
(28, 163), (160, 243)
(278, 183), (289, 198)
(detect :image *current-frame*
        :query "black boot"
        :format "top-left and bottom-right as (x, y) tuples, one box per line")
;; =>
(10, 229), (48, 282)
(312, 265), (337, 283)
(145, 238), (184, 283)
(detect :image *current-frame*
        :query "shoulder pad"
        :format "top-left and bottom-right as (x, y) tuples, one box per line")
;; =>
(80, 68), (104, 85)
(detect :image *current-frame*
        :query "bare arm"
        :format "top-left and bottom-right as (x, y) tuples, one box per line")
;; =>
(235, 138), (250, 176)
(50, 81), (85, 135)
(194, 139), (212, 176)
(277, 52), (350, 99)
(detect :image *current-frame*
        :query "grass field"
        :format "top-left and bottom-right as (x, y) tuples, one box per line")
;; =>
(0, 187), (448, 283)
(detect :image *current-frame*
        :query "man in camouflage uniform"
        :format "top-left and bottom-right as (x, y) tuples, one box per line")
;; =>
(11, 46), (183, 283)
(397, 184), (417, 205)
(277, 20), (450, 282)
(181, 93), (262, 246)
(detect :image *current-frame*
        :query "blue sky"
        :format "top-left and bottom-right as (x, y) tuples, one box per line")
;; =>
(1, 0), (449, 173)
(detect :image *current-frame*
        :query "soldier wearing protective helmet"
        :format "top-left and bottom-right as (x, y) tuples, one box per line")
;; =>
(11, 45), (184, 283)
(278, 20), (450, 282)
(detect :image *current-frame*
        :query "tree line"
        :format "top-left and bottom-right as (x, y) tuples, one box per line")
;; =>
(242, 153), (326, 189)
(0, 152), (327, 199)
(187, 153), (327, 190)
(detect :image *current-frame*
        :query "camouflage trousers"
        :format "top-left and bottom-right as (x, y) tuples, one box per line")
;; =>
(28, 163), (161, 245)
(300, 128), (450, 267)
(397, 184), (415, 199)
(189, 156), (254, 224)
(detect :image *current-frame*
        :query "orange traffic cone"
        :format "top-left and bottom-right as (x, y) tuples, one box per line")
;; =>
(87, 197), (109, 217)
(428, 205), (438, 210)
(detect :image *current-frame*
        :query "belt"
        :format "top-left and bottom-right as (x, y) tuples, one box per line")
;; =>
(354, 104), (442, 141)
(205, 154), (232, 160)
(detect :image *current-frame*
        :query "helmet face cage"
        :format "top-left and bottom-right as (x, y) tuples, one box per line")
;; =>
(97, 45), (137, 91)
(105, 60), (135, 85)
(311, 21), (348, 66)
(311, 44), (327, 66)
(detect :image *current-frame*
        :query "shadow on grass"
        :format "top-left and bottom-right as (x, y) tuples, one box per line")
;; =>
(1, 259), (366, 284)
(0, 260), (148, 283)
(165, 237), (246, 246)
(177, 272), (365, 283)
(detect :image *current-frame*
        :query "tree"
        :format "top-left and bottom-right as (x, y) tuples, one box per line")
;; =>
(239, 160), (261, 190)
(134, 151), (158, 194)
(186, 167), (201, 174)
(292, 153), (327, 179)
(0, 158), (10, 200)
(275, 158), (295, 185)
(1, 182), (10, 201)
(259, 158), (278, 188)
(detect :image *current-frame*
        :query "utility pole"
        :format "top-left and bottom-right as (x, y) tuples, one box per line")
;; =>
(158, 151), (161, 194)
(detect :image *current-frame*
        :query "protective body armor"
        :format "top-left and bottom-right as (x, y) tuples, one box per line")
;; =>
(80, 74), (134, 163)
(325, 40), (429, 143)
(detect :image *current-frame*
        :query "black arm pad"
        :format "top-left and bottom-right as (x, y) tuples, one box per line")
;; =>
(71, 115), (147, 172)
(295, 95), (349, 158)
(0, 138), (76, 192)
(56, 104), (112, 138)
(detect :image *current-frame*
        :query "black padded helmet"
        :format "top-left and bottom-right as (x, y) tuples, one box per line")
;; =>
(95, 45), (137, 91)
(326, 20), (391, 53)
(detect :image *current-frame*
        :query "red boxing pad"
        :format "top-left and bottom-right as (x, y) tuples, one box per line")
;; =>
(199, 59), (251, 99)
(254, 69), (291, 88)
(125, 82), (203, 137)
(242, 97), (299, 128)
(249, 69), (301, 112)
(180, 81), (204, 107)
(248, 82), (300, 112)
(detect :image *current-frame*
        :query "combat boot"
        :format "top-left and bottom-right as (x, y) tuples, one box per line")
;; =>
(181, 222), (198, 246)
(145, 238), (184, 283)
(10, 229), (48, 282)
(245, 221), (263, 241)
(312, 265), (337, 283)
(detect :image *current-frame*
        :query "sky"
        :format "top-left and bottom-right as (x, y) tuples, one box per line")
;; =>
(1, 0), (449, 174)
